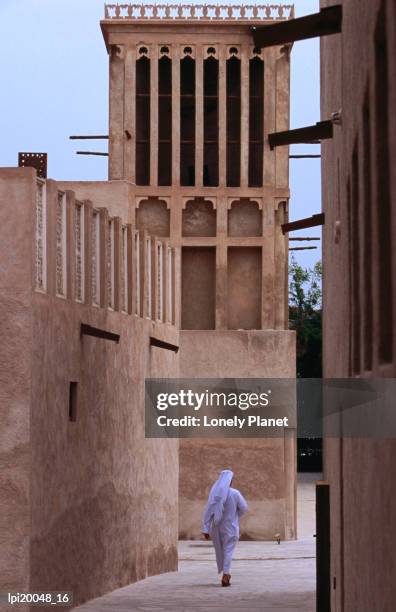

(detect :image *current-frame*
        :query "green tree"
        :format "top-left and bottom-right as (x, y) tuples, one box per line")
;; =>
(289, 257), (322, 378)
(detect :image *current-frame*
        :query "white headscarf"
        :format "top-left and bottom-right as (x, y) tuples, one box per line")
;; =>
(207, 469), (234, 526)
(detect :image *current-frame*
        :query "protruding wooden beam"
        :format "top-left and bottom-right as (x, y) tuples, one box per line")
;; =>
(81, 323), (120, 343)
(269, 121), (333, 150)
(289, 246), (318, 251)
(289, 154), (321, 159)
(289, 237), (320, 241)
(252, 5), (342, 48)
(150, 336), (179, 353)
(282, 213), (325, 235)
(70, 135), (109, 140)
(76, 151), (109, 157)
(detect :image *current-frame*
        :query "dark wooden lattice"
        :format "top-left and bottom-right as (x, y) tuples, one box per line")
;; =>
(18, 152), (47, 178)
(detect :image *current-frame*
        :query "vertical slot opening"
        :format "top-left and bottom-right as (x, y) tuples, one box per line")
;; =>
(158, 54), (172, 186)
(226, 54), (241, 187)
(203, 55), (219, 186)
(248, 56), (264, 187)
(136, 53), (151, 185)
(69, 382), (78, 422)
(180, 54), (196, 186)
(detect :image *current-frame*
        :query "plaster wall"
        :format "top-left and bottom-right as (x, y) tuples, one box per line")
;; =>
(58, 180), (134, 223)
(227, 247), (261, 330)
(0, 168), (34, 594)
(179, 330), (296, 541)
(0, 169), (180, 610)
(321, 0), (396, 610)
(29, 295), (179, 608)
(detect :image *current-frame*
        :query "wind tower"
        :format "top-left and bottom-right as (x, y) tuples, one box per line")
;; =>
(101, 2), (297, 539)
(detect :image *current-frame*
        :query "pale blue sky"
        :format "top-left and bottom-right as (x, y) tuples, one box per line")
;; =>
(0, 0), (320, 267)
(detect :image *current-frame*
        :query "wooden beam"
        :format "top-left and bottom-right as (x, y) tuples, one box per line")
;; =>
(70, 135), (109, 140)
(81, 323), (120, 343)
(289, 246), (318, 251)
(150, 336), (179, 353)
(252, 5), (342, 48)
(289, 237), (320, 241)
(289, 154), (321, 159)
(269, 121), (333, 149)
(282, 213), (325, 235)
(76, 151), (109, 157)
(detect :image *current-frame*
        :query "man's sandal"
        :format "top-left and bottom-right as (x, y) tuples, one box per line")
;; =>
(221, 574), (231, 587)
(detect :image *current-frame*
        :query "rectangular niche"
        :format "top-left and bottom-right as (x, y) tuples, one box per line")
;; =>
(228, 247), (261, 330)
(182, 247), (215, 329)
(182, 199), (216, 237)
(228, 199), (262, 237)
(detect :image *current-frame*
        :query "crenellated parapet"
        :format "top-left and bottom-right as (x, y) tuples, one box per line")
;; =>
(103, 3), (295, 23)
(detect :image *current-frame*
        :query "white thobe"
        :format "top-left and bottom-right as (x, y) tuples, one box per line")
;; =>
(203, 487), (248, 574)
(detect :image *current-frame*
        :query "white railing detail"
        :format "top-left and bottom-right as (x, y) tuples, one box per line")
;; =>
(104, 3), (294, 21)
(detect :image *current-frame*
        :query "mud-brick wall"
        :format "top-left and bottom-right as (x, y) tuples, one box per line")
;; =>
(0, 168), (180, 610)
(0, 168), (35, 596)
(29, 299), (179, 608)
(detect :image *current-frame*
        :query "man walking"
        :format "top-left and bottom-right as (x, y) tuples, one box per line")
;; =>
(202, 469), (248, 586)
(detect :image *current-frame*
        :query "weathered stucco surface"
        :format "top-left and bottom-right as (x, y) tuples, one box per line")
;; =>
(0, 169), (180, 610)
(321, 0), (396, 610)
(30, 299), (179, 606)
(179, 330), (296, 541)
(0, 169), (34, 595)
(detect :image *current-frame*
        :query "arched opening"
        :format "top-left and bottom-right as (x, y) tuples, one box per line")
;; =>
(228, 199), (262, 236)
(182, 198), (216, 237)
(136, 198), (170, 237)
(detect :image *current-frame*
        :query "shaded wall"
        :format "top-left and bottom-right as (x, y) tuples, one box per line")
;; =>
(181, 247), (216, 330)
(321, 0), (396, 610)
(0, 168), (34, 596)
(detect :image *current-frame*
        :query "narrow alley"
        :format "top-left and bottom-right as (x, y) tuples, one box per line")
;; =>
(73, 475), (317, 612)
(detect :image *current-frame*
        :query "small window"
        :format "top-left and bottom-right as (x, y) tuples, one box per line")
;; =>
(69, 382), (78, 422)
